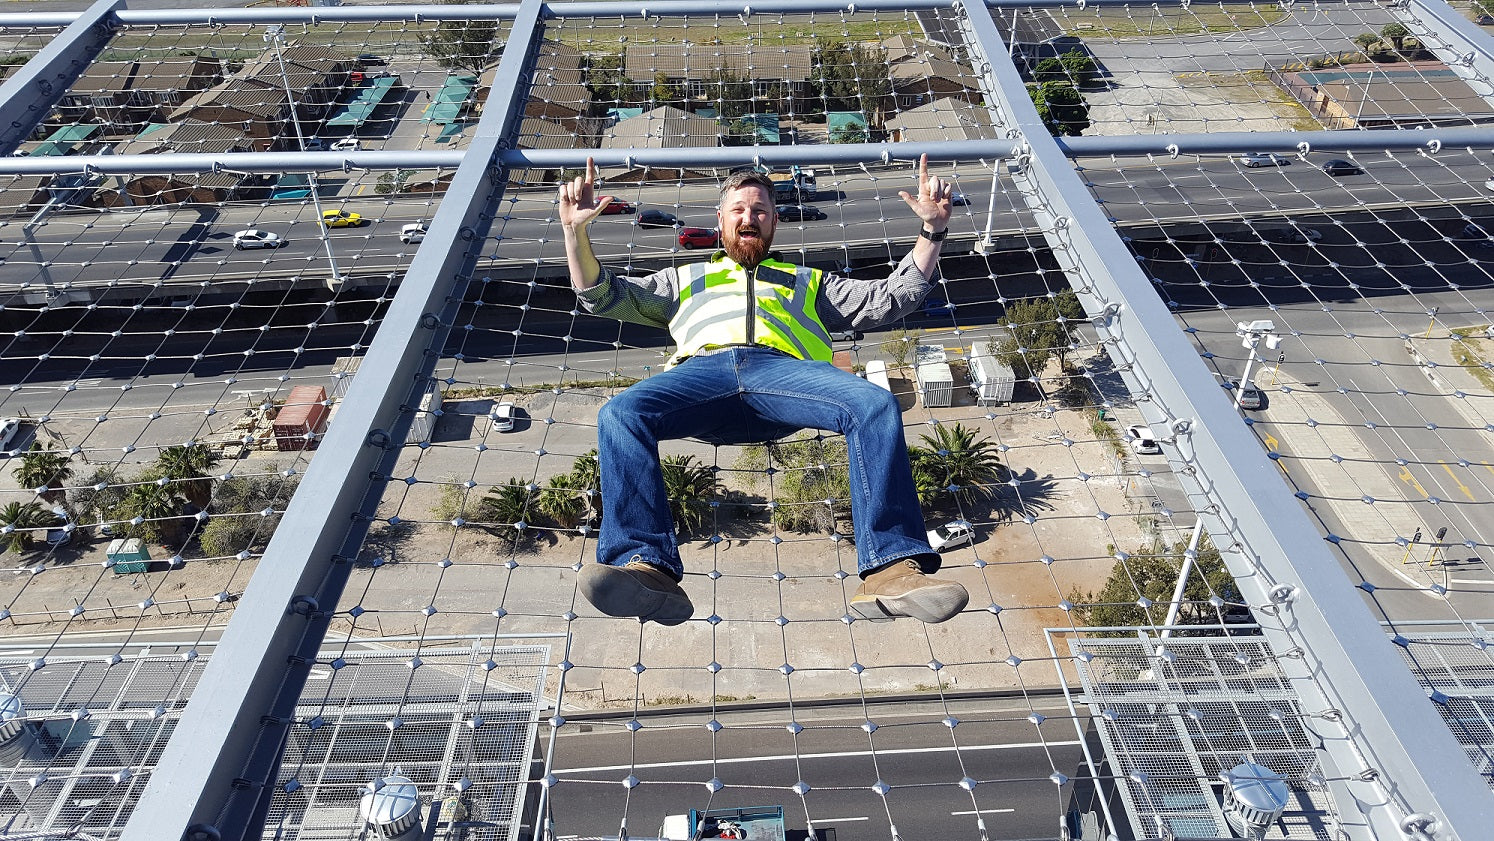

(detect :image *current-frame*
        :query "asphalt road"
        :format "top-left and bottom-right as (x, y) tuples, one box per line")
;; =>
(545, 695), (1093, 841)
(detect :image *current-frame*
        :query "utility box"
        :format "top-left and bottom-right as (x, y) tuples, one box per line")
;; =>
(107, 538), (151, 574)
(408, 383), (442, 444)
(273, 385), (329, 451)
(967, 351), (1016, 405)
(329, 356), (363, 398)
(915, 344), (954, 408)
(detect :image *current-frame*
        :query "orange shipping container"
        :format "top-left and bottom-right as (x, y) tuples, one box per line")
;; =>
(273, 385), (329, 451)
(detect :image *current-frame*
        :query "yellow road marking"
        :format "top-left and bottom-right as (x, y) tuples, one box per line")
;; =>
(1260, 431), (1287, 475)
(1398, 466), (1428, 498)
(1440, 461), (1476, 501)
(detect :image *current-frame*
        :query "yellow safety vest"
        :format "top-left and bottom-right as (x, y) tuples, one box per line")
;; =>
(668, 255), (835, 367)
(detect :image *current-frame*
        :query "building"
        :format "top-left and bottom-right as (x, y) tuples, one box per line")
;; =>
(884, 96), (997, 142)
(55, 56), (221, 134)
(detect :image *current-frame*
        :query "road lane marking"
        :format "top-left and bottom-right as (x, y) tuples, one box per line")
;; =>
(551, 739), (1081, 775)
(809, 817), (868, 824)
(1260, 431), (1287, 475)
(1439, 460), (1476, 501)
(1398, 466), (1428, 498)
(951, 809), (1016, 816)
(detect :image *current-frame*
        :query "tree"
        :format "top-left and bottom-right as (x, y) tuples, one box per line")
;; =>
(830, 122), (868, 144)
(1381, 22), (1409, 52)
(69, 466), (128, 529)
(200, 470), (300, 557)
(420, 0), (502, 74)
(155, 444), (220, 510)
(880, 327), (921, 368)
(723, 117), (759, 147)
(584, 52), (630, 104)
(1353, 32), (1381, 53)
(1033, 57), (1068, 84)
(1040, 82), (1089, 136)
(0, 501), (62, 554)
(649, 71), (681, 106)
(813, 41), (891, 122)
(571, 449), (602, 521)
(704, 68), (754, 120)
(14, 443), (73, 503)
(119, 476), (188, 547)
(478, 479), (537, 533)
(907, 422), (1008, 507)
(661, 454), (717, 534)
(1072, 537), (1241, 632)
(991, 292), (1083, 380)
(735, 438), (850, 533)
(1059, 49), (1099, 88)
(537, 473), (589, 529)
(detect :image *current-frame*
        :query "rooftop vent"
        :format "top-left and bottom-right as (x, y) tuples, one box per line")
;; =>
(1221, 762), (1289, 841)
(359, 774), (423, 840)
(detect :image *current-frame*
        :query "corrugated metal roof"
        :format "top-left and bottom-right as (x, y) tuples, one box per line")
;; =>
(888, 54), (979, 89)
(880, 35), (955, 65)
(516, 116), (580, 151)
(602, 105), (721, 149)
(884, 96), (996, 140)
(624, 43), (815, 81)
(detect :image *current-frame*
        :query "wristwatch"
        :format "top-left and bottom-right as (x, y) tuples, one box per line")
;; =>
(919, 227), (948, 242)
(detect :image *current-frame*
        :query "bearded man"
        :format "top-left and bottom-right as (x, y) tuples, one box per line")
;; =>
(559, 155), (968, 626)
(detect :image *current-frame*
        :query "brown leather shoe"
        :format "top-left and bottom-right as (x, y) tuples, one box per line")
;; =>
(850, 559), (968, 623)
(578, 560), (693, 626)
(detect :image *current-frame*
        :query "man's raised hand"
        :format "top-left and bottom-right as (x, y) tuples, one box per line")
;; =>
(558, 157), (612, 230)
(898, 153), (953, 232)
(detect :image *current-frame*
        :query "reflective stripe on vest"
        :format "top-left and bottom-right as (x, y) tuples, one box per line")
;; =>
(668, 257), (833, 366)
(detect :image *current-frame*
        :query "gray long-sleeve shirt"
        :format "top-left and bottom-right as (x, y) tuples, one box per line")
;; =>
(576, 249), (936, 335)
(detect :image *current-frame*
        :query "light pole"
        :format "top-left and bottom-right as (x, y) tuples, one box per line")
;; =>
(1234, 319), (1282, 410)
(265, 25), (345, 291)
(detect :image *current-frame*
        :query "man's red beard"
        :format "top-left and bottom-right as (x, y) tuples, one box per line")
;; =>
(722, 226), (772, 266)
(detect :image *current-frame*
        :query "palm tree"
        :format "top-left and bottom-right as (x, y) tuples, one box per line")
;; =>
(479, 479), (537, 532)
(123, 479), (187, 547)
(910, 422), (1008, 506)
(661, 454), (717, 534)
(155, 445), (220, 510)
(570, 449), (602, 520)
(14, 444), (73, 503)
(537, 473), (588, 529)
(0, 501), (63, 554)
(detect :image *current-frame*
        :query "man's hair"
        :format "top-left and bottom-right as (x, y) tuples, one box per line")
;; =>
(719, 170), (776, 204)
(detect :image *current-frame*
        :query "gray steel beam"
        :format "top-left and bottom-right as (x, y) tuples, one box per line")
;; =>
(1402, 0), (1494, 93)
(116, 1), (547, 839)
(0, 0), (122, 155)
(957, 1), (1493, 840)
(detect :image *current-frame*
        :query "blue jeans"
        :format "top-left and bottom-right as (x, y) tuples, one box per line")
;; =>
(595, 346), (937, 579)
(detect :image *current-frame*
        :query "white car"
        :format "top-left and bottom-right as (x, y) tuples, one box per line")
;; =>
(1225, 381), (1265, 410)
(0, 417), (20, 454)
(331, 137), (361, 152)
(1484, 177), (1494, 193)
(302, 137), (327, 151)
(494, 402), (516, 432)
(45, 506), (73, 547)
(233, 230), (283, 250)
(1127, 424), (1160, 455)
(1239, 152), (1290, 168)
(927, 520), (975, 552)
(400, 222), (427, 244)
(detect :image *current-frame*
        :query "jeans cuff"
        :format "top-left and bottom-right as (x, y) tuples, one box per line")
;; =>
(611, 554), (684, 583)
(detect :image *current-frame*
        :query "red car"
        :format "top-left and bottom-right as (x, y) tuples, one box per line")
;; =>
(678, 227), (719, 249)
(600, 200), (636, 215)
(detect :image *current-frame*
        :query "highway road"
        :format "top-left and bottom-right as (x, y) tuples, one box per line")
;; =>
(545, 695), (1094, 841)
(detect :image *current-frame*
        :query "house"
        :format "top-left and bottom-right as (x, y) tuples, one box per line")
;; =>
(880, 35), (956, 65)
(599, 105), (720, 181)
(887, 51), (983, 110)
(884, 97), (996, 143)
(56, 56), (222, 133)
(102, 121), (255, 205)
(509, 116), (584, 185)
(623, 43), (816, 113)
(1311, 71), (1494, 129)
(477, 40), (595, 134)
(168, 42), (353, 150)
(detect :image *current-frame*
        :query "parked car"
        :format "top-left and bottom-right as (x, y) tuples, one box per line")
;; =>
(636, 209), (682, 228)
(1321, 158), (1363, 176)
(349, 70), (366, 85)
(1484, 177), (1494, 193)
(600, 200), (636, 215)
(357, 53), (387, 66)
(322, 209), (363, 228)
(0, 417), (19, 454)
(1459, 222), (1492, 241)
(331, 137), (361, 152)
(1238, 152), (1291, 168)
(400, 222), (427, 243)
(950, 190), (970, 206)
(45, 506), (73, 547)
(1224, 381), (1265, 410)
(678, 226), (719, 249)
(927, 520), (975, 552)
(301, 137), (327, 151)
(232, 229), (284, 250)
(834, 330), (864, 342)
(494, 402), (517, 432)
(921, 296), (953, 317)
(776, 204), (827, 222)
(1127, 424), (1160, 454)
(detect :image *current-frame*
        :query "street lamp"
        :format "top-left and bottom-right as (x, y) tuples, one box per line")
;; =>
(265, 24), (345, 291)
(1235, 320), (1282, 410)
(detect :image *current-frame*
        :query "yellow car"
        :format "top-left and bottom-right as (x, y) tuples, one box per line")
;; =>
(322, 209), (363, 228)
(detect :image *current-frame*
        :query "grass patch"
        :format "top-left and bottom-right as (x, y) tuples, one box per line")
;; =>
(559, 18), (922, 49)
(1064, 5), (1288, 38)
(1450, 327), (1494, 393)
(1088, 407), (1128, 460)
